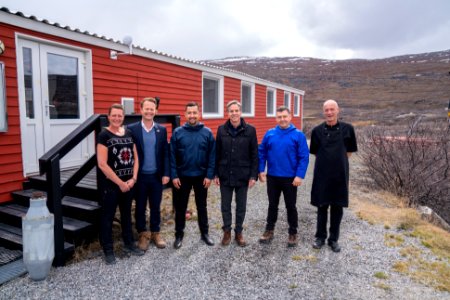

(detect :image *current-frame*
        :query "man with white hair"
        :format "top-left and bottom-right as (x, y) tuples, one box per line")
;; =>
(310, 100), (357, 252)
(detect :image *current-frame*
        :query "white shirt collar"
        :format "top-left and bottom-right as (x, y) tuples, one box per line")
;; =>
(141, 120), (155, 133)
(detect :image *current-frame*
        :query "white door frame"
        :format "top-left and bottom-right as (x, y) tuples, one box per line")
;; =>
(15, 34), (94, 176)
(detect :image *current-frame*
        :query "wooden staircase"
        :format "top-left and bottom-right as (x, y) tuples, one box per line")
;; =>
(0, 113), (180, 270)
(0, 171), (101, 260)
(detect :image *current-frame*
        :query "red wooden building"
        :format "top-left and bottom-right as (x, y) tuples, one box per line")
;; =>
(0, 7), (305, 203)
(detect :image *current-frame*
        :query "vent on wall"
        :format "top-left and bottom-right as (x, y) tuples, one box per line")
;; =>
(122, 97), (135, 114)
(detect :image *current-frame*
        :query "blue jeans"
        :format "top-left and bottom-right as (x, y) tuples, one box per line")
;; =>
(135, 173), (163, 233)
(220, 185), (248, 233)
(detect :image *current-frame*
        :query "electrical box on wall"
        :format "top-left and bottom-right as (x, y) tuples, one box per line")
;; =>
(122, 97), (135, 115)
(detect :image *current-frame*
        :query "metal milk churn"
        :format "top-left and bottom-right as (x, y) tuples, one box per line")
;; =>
(22, 191), (55, 281)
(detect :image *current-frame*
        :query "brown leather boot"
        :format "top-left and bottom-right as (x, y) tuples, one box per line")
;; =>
(235, 232), (247, 247)
(221, 230), (231, 246)
(138, 231), (151, 251)
(259, 230), (274, 244)
(151, 232), (167, 249)
(287, 234), (298, 247)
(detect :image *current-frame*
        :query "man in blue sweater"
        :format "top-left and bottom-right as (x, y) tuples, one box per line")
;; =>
(128, 98), (170, 251)
(170, 102), (216, 249)
(258, 106), (309, 247)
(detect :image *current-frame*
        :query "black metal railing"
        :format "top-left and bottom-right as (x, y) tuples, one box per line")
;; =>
(38, 113), (180, 266)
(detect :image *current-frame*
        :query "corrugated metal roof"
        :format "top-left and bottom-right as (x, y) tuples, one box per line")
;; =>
(0, 6), (304, 94)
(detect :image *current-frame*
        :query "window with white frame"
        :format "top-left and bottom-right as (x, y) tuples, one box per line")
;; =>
(241, 82), (254, 116)
(294, 94), (300, 116)
(202, 73), (224, 118)
(284, 91), (291, 110)
(266, 88), (276, 116)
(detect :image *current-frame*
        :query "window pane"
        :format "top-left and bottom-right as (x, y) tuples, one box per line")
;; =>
(294, 95), (299, 115)
(23, 47), (34, 119)
(47, 53), (79, 119)
(0, 63), (6, 132)
(241, 84), (251, 114)
(284, 93), (289, 107)
(203, 77), (219, 114)
(267, 90), (274, 115)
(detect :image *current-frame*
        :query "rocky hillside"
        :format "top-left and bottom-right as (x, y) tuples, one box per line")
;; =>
(205, 50), (450, 127)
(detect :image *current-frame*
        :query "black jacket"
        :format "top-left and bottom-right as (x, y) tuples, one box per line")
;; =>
(127, 121), (170, 178)
(215, 118), (258, 186)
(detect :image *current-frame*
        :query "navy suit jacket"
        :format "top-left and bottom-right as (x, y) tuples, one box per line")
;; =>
(127, 121), (170, 179)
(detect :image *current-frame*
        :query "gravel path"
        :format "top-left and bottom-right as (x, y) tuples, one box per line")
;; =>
(1, 155), (448, 300)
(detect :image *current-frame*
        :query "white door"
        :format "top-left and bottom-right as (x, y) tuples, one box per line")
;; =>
(17, 39), (93, 175)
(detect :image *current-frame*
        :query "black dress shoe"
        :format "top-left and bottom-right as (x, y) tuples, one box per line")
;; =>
(104, 251), (116, 265)
(173, 237), (183, 249)
(312, 238), (325, 249)
(124, 244), (145, 256)
(328, 241), (341, 253)
(201, 234), (215, 246)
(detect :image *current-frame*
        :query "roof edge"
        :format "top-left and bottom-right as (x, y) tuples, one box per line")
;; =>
(0, 7), (304, 94)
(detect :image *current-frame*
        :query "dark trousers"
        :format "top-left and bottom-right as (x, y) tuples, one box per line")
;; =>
(174, 176), (209, 238)
(220, 185), (248, 234)
(266, 175), (298, 235)
(100, 181), (134, 253)
(135, 173), (163, 233)
(315, 204), (344, 243)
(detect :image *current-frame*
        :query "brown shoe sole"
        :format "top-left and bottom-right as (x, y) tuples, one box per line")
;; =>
(152, 239), (167, 249)
(236, 241), (247, 247)
(138, 239), (150, 251)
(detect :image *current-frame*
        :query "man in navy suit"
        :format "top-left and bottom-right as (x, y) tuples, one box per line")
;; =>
(128, 97), (170, 250)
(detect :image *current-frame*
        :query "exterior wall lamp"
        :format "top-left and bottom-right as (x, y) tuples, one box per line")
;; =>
(110, 36), (133, 60)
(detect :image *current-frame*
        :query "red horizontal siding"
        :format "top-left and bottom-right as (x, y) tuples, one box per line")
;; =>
(0, 153), (22, 165)
(0, 180), (24, 202)
(0, 20), (304, 203)
(0, 23), (23, 203)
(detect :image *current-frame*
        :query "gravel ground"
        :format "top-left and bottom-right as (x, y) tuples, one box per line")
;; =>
(1, 155), (449, 300)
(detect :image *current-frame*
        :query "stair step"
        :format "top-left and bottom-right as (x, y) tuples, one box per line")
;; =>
(0, 223), (75, 254)
(24, 176), (98, 201)
(0, 204), (93, 243)
(11, 189), (101, 225)
(62, 196), (100, 211)
(0, 259), (27, 285)
(12, 189), (100, 210)
(0, 223), (22, 250)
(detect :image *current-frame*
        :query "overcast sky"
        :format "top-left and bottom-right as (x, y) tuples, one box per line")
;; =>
(1, 0), (449, 61)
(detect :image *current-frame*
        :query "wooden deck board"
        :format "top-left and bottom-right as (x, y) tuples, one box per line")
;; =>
(31, 168), (97, 189)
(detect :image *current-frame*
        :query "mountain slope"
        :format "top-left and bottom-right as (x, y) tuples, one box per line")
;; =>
(205, 50), (450, 126)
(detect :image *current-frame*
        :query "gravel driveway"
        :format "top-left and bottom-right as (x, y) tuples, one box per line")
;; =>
(1, 155), (448, 300)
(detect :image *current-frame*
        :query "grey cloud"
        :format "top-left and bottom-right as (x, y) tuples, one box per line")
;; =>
(132, 0), (269, 60)
(294, 0), (450, 57)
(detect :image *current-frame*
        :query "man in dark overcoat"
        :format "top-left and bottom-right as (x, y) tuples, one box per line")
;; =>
(215, 100), (258, 247)
(310, 99), (357, 252)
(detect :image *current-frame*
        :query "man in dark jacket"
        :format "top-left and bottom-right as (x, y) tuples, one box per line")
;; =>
(258, 106), (309, 247)
(310, 99), (357, 253)
(215, 100), (258, 247)
(170, 102), (216, 249)
(128, 98), (170, 250)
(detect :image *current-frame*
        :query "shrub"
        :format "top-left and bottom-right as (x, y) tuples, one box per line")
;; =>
(358, 119), (450, 223)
